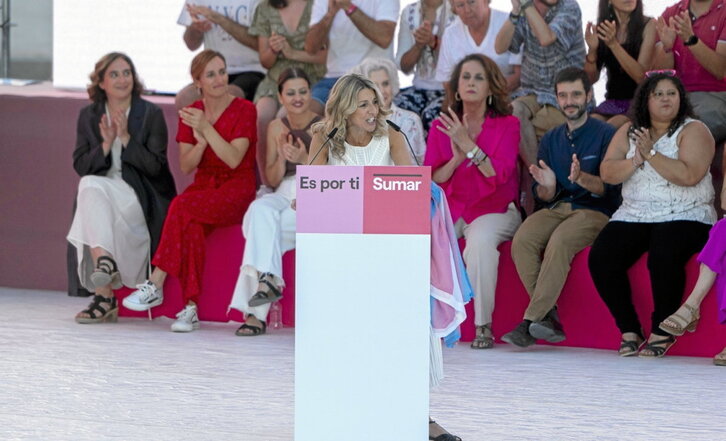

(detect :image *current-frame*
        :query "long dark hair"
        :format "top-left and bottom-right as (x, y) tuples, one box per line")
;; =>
(628, 73), (694, 137)
(597, 0), (648, 55)
(269, 0), (287, 8)
(447, 53), (512, 119)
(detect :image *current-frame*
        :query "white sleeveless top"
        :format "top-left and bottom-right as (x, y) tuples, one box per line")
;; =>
(611, 118), (716, 224)
(327, 135), (394, 166)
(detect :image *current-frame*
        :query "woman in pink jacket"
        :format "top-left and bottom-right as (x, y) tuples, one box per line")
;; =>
(425, 53), (522, 349)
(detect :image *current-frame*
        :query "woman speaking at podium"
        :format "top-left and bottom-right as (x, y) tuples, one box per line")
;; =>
(309, 73), (467, 441)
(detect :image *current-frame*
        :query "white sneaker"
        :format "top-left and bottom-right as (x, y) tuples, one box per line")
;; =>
(171, 304), (200, 332)
(122, 281), (163, 311)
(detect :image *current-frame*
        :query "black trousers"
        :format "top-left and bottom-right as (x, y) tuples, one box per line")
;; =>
(588, 220), (711, 336)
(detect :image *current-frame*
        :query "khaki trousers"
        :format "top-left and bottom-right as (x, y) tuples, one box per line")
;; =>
(510, 203), (609, 322)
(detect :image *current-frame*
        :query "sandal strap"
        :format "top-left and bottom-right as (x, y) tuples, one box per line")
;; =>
(641, 336), (675, 356)
(96, 256), (118, 274)
(82, 295), (116, 318)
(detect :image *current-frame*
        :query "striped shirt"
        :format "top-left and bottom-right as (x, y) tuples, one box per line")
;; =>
(509, 0), (585, 107)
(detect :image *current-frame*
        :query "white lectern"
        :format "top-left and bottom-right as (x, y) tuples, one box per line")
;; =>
(295, 165), (431, 441)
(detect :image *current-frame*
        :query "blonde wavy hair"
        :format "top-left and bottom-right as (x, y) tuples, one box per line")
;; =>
(312, 73), (391, 160)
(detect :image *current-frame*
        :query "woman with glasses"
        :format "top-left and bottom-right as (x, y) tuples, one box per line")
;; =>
(584, 0), (656, 128)
(588, 71), (716, 358)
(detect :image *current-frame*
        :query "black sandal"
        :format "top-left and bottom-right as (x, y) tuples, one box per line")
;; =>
(638, 335), (676, 358)
(470, 324), (494, 349)
(248, 273), (282, 307)
(618, 336), (644, 357)
(235, 316), (267, 336)
(429, 420), (462, 441)
(75, 295), (118, 324)
(90, 256), (122, 289)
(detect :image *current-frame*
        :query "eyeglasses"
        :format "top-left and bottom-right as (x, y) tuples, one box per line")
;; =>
(645, 69), (677, 78)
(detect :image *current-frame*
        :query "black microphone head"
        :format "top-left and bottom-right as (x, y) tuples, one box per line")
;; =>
(386, 120), (401, 132)
(327, 127), (339, 138)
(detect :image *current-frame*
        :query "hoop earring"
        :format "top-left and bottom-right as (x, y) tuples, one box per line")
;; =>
(487, 95), (493, 106)
(455, 91), (461, 101)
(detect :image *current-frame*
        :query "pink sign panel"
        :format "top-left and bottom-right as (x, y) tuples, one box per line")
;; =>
(296, 166), (430, 235)
(296, 166), (364, 234)
(363, 166), (430, 235)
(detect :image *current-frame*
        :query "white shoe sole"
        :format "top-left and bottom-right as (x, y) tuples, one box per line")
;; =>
(122, 296), (163, 312)
(171, 322), (200, 333)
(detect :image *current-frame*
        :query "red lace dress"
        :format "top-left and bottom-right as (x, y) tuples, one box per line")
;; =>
(152, 97), (257, 303)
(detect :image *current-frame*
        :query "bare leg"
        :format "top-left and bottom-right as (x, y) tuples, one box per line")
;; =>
(659, 263), (715, 335)
(76, 247), (116, 320)
(148, 267), (168, 289)
(590, 112), (607, 121)
(677, 263), (716, 309)
(255, 96), (280, 187)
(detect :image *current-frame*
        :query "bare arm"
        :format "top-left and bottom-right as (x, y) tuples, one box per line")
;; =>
(265, 120), (287, 188)
(602, 19), (656, 83)
(389, 130), (414, 166)
(183, 26), (205, 51)
(505, 65), (521, 93)
(191, 5), (258, 50)
(179, 140), (207, 174)
(308, 132), (330, 165)
(495, 18), (516, 55)
(522, 3), (557, 47)
(346, 10), (396, 49)
(671, 11), (726, 80)
(646, 123), (715, 187)
(305, 7), (338, 54)
(600, 123), (641, 185)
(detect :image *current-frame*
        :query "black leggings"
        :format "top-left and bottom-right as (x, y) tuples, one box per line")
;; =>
(588, 220), (710, 337)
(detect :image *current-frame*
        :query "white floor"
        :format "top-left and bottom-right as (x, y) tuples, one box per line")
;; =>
(0, 287), (724, 441)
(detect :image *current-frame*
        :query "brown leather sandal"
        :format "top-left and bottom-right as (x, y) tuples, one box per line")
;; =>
(470, 324), (494, 349)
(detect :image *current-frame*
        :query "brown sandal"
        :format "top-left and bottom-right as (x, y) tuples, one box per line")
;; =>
(659, 304), (699, 336)
(714, 347), (726, 366)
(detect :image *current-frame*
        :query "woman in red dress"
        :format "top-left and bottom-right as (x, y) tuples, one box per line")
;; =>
(123, 49), (257, 332)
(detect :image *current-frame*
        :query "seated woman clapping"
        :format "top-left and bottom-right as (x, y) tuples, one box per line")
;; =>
(69, 52), (176, 324)
(589, 71), (716, 357)
(123, 50), (257, 332)
(425, 54), (521, 349)
(229, 68), (320, 336)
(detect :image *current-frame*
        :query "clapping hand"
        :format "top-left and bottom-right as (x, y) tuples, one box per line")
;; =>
(630, 127), (654, 161)
(437, 107), (471, 149)
(529, 160), (556, 188)
(111, 109), (129, 145)
(671, 10), (695, 42)
(585, 22), (599, 52)
(99, 114), (117, 152)
(413, 21), (434, 48)
(179, 107), (210, 139)
(596, 20), (618, 47)
(187, 4), (213, 32)
(568, 154), (581, 183)
(278, 132), (308, 164)
(189, 4), (223, 25)
(655, 16), (677, 52)
(269, 32), (290, 55)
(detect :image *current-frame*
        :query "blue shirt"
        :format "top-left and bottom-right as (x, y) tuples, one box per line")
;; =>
(509, 0), (586, 107)
(534, 117), (620, 216)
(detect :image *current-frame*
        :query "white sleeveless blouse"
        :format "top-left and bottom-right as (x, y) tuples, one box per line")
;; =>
(327, 135), (394, 166)
(611, 118), (716, 224)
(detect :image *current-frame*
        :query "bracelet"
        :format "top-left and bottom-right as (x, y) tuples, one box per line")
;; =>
(509, 12), (520, 23)
(345, 3), (358, 16)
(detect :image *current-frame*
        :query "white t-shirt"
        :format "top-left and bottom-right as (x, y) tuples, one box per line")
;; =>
(178, 0), (264, 74)
(310, 0), (400, 78)
(434, 9), (521, 83)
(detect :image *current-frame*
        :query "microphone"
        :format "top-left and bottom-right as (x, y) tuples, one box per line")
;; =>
(386, 120), (420, 166)
(307, 127), (339, 165)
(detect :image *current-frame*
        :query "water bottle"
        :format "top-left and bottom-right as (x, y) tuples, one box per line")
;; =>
(269, 301), (283, 330)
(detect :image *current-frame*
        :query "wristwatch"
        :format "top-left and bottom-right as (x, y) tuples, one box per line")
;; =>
(466, 149), (478, 160)
(647, 148), (657, 160)
(684, 35), (699, 46)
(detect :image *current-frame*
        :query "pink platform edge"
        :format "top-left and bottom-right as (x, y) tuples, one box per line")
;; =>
(117, 226), (726, 358)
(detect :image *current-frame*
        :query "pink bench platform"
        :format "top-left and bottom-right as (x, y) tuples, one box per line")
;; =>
(117, 229), (726, 358)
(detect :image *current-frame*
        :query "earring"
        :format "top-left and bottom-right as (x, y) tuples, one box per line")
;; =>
(455, 91), (461, 101)
(487, 95), (493, 106)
